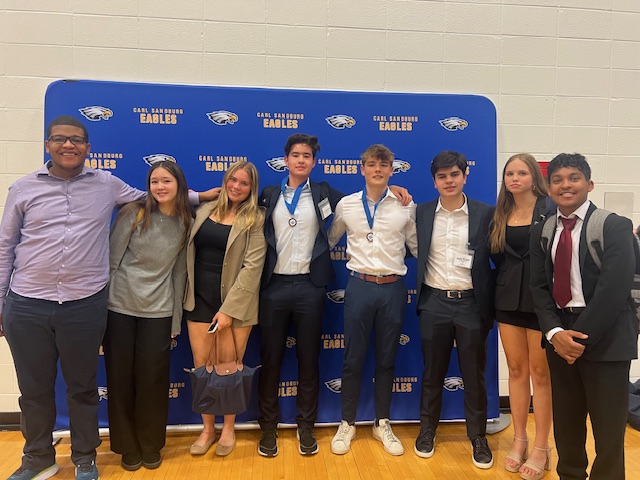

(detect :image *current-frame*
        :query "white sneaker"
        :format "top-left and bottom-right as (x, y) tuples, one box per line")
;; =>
(331, 420), (356, 455)
(372, 418), (404, 456)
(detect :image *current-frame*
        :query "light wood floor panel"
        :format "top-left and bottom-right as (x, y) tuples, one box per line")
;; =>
(1, 417), (640, 479)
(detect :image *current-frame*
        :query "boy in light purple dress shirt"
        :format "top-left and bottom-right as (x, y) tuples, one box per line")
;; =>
(0, 115), (214, 480)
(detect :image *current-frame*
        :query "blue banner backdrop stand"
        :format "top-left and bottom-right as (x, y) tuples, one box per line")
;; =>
(44, 79), (499, 433)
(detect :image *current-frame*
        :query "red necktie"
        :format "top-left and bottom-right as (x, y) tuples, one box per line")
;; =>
(553, 216), (578, 308)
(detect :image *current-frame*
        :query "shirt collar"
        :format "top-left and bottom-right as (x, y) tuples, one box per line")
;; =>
(556, 199), (591, 224)
(435, 193), (468, 214)
(284, 177), (310, 191)
(37, 160), (95, 179)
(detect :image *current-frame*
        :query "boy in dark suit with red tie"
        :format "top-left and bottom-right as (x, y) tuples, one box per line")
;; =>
(530, 153), (638, 480)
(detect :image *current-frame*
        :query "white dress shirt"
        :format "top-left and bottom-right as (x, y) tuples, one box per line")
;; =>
(328, 189), (417, 276)
(273, 178), (319, 275)
(424, 196), (473, 290)
(546, 199), (591, 341)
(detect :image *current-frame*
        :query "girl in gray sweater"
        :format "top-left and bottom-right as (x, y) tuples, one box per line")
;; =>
(103, 160), (192, 471)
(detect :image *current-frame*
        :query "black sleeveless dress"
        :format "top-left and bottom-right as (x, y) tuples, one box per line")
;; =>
(188, 218), (232, 323)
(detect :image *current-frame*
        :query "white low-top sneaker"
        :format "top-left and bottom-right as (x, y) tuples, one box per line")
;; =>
(372, 418), (404, 456)
(331, 420), (356, 455)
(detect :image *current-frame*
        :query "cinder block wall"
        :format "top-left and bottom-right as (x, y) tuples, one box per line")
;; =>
(1, 0), (639, 411)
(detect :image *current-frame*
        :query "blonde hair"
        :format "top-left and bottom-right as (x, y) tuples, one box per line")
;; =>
(211, 161), (260, 231)
(489, 153), (548, 254)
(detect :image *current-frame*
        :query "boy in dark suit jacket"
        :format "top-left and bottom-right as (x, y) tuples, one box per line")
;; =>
(529, 153), (638, 480)
(257, 134), (410, 457)
(414, 151), (496, 469)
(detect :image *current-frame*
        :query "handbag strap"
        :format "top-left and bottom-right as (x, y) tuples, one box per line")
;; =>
(207, 327), (239, 376)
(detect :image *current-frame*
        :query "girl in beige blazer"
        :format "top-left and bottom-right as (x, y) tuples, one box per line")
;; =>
(183, 161), (266, 457)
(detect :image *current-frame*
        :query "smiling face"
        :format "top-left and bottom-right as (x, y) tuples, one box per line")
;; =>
(548, 166), (594, 216)
(150, 166), (178, 209)
(360, 156), (393, 191)
(45, 125), (90, 179)
(226, 167), (252, 207)
(504, 158), (534, 194)
(433, 165), (467, 199)
(284, 143), (316, 184)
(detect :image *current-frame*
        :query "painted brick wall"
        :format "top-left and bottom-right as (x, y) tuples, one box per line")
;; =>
(1, 0), (639, 407)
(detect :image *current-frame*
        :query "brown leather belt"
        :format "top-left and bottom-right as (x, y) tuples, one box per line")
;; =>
(428, 286), (474, 299)
(558, 306), (586, 314)
(351, 271), (399, 285)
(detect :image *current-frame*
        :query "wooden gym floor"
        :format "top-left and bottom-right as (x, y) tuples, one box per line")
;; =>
(1, 417), (639, 479)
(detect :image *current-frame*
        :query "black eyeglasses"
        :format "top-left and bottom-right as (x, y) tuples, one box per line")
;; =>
(47, 135), (88, 145)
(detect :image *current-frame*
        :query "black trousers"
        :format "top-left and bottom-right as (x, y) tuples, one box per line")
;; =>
(418, 287), (488, 439)
(258, 274), (326, 430)
(102, 311), (172, 456)
(3, 289), (107, 469)
(341, 275), (406, 423)
(546, 337), (630, 480)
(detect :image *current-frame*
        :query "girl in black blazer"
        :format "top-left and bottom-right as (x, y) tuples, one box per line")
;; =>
(489, 154), (553, 480)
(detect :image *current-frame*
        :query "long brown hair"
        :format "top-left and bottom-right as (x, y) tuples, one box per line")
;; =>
(118, 160), (192, 249)
(489, 153), (547, 254)
(210, 161), (260, 231)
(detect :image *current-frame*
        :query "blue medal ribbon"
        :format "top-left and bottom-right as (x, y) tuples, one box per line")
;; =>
(362, 188), (387, 230)
(281, 177), (305, 216)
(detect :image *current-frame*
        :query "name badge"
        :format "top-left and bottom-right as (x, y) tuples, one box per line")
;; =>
(319, 198), (332, 220)
(453, 253), (473, 269)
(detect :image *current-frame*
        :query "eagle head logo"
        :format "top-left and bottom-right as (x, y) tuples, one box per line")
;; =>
(443, 376), (464, 391)
(285, 336), (297, 348)
(392, 159), (411, 173)
(98, 387), (108, 401)
(439, 117), (468, 131)
(326, 115), (356, 129)
(266, 156), (287, 172)
(78, 106), (113, 122)
(326, 289), (346, 303)
(325, 378), (342, 393)
(398, 334), (410, 345)
(143, 154), (176, 166)
(206, 110), (239, 125)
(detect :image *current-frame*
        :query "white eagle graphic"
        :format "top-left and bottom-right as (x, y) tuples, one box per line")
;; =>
(326, 115), (356, 129)
(206, 110), (238, 125)
(98, 387), (108, 401)
(326, 289), (346, 304)
(443, 377), (465, 391)
(266, 157), (287, 172)
(325, 378), (342, 393)
(392, 159), (411, 173)
(143, 154), (176, 166)
(439, 117), (468, 131)
(78, 106), (113, 122)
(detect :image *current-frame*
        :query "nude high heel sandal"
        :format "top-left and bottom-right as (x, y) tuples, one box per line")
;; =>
(519, 446), (552, 480)
(504, 436), (528, 472)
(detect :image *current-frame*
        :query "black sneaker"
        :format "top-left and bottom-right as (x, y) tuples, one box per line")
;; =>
(142, 452), (162, 470)
(471, 436), (493, 469)
(121, 452), (142, 471)
(414, 427), (436, 458)
(258, 429), (279, 457)
(297, 427), (319, 455)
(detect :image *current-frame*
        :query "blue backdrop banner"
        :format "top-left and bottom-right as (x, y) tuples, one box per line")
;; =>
(45, 79), (498, 429)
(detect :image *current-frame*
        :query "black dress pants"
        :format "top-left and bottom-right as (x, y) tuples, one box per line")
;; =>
(418, 287), (489, 439)
(3, 289), (107, 469)
(258, 274), (326, 430)
(102, 311), (172, 456)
